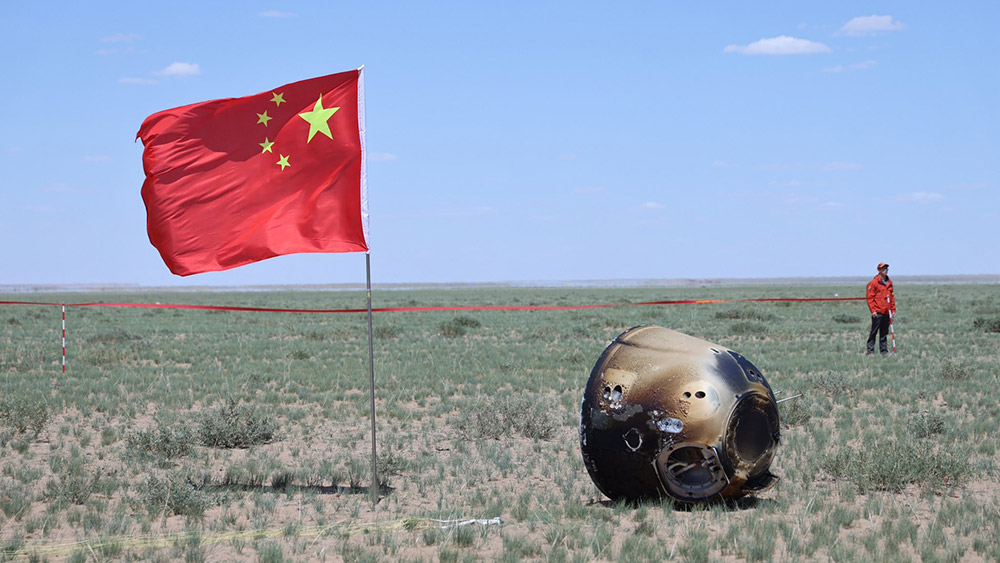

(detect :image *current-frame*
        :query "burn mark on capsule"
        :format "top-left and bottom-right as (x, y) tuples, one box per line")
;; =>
(623, 428), (643, 451)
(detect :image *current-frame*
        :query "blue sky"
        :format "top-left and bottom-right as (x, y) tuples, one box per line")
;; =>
(2, 2), (997, 287)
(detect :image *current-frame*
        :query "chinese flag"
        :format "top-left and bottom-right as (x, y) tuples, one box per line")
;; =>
(137, 68), (369, 276)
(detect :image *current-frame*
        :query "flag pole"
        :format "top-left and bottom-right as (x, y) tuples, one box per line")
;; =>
(366, 251), (379, 508)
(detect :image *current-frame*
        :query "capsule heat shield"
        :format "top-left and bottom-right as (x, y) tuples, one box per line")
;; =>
(579, 325), (781, 503)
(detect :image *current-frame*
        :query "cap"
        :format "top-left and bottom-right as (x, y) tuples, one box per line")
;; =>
(877, 263), (889, 270)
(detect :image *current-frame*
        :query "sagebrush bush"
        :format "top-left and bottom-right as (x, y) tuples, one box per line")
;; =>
(831, 314), (859, 324)
(810, 372), (858, 395)
(911, 411), (946, 439)
(972, 317), (1000, 333)
(373, 324), (401, 339)
(196, 398), (278, 448)
(0, 396), (51, 437)
(823, 438), (972, 492)
(714, 308), (777, 322)
(125, 418), (195, 460)
(779, 398), (811, 427)
(455, 395), (559, 440)
(132, 475), (209, 518)
(939, 360), (971, 381)
(438, 315), (482, 337)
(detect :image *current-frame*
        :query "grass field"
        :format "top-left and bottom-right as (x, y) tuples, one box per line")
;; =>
(2, 283), (999, 562)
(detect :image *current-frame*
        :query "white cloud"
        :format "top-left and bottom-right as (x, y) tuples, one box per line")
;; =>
(260, 10), (295, 18)
(368, 152), (398, 162)
(157, 62), (201, 77)
(724, 35), (831, 55)
(640, 201), (664, 210)
(119, 77), (158, 85)
(840, 15), (904, 36)
(102, 33), (140, 43)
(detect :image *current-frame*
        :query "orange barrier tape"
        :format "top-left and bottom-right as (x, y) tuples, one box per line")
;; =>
(2, 296), (864, 314)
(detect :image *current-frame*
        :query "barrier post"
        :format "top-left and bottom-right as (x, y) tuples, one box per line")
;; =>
(61, 304), (66, 374)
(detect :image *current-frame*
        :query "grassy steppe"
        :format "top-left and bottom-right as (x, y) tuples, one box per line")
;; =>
(2, 283), (999, 562)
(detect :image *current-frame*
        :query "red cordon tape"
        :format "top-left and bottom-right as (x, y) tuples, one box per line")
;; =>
(1, 296), (865, 374)
(1, 296), (864, 314)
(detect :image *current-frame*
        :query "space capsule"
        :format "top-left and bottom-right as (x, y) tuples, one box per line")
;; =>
(579, 325), (781, 503)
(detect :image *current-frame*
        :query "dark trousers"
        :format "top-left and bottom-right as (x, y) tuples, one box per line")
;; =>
(867, 314), (890, 355)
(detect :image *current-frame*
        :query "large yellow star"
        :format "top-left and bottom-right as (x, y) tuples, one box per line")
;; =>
(277, 154), (290, 170)
(298, 95), (339, 143)
(259, 137), (274, 154)
(256, 111), (272, 126)
(270, 92), (285, 107)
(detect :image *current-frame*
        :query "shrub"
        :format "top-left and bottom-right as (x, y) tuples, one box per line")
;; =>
(779, 398), (811, 427)
(196, 398), (278, 449)
(0, 396), (51, 437)
(714, 308), (777, 322)
(455, 395), (559, 441)
(373, 324), (401, 339)
(831, 314), (858, 324)
(376, 449), (408, 488)
(972, 317), (1000, 333)
(810, 372), (858, 395)
(43, 473), (94, 505)
(438, 316), (482, 338)
(939, 360), (971, 381)
(822, 438), (972, 492)
(132, 475), (209, 518)
(125, 418), (195, 460)
(729, 321), (769, 337)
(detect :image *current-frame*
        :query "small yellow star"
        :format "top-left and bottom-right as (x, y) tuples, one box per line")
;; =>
(259, 137), (274, 154)
(277, 154), (290, 170)
(270, 92), (285, 107)
(256, 111), (272, 126)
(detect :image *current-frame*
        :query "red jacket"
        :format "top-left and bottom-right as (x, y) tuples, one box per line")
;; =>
(866, 275), (895, 315)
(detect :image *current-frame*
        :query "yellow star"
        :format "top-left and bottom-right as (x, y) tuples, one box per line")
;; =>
(270, 92), (285, 107)
(259, 137), (274, 154)
(256, 111), (272, 126)
(277, 154), (290, 170)
(298, 95), (339, 142)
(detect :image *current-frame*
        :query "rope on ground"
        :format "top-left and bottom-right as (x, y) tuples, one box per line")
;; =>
(4, 516), (504, 559)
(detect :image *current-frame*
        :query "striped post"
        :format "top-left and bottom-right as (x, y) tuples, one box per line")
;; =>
(889, 310), (897, 354)
(61, 304), (67, 373)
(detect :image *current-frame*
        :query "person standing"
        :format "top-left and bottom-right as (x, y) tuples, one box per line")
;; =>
(866, 263), (895, 355)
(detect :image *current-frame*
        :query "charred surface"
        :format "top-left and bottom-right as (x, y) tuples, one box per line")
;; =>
(580, 325), (781, 503)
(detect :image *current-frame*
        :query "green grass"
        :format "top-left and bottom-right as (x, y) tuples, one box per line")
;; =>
(1, 283), (999, 560)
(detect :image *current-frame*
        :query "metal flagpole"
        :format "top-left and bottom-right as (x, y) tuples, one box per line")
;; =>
(366, 252), (379, 508)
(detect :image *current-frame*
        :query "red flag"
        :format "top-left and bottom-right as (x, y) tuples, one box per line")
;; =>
(137, 68), (369, 276)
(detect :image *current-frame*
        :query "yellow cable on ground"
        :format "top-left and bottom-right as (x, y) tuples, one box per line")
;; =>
(4, 516), (502, 560)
